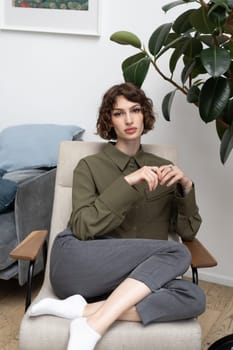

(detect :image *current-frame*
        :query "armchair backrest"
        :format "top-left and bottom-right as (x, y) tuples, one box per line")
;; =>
(45, 141), (178, 281)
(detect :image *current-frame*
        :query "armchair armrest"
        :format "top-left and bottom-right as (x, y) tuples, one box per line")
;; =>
(183, 238), (217, 284)
(9, 229), (48, 311)
(10, 230), (48, 261)
(182, 238), (217, 269)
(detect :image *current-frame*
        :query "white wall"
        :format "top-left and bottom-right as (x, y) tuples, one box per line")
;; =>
(0, 0), (232, 286)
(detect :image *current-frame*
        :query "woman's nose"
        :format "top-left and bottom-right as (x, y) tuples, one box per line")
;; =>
(125, 112), (133, 124)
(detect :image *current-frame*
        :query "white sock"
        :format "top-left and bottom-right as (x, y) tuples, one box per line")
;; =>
(68, 317), (101, 350)
(29, 294), (87, 319)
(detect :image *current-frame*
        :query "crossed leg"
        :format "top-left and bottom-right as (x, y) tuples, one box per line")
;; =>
(30, 235), (205, 350)
(68, 277), (149, 350)
(30, 277), (148, 350)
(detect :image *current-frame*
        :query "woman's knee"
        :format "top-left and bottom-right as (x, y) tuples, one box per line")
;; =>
(170, 241), (191, 271)
(168, 279), (206, 317)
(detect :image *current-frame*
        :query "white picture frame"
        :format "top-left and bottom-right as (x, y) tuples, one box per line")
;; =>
(0, 0), (101, 36)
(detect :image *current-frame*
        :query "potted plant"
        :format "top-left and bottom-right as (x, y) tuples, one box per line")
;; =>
(110, 0), (233, 164)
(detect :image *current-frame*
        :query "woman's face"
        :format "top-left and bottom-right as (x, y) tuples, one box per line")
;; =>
(111, 95), (144, 143)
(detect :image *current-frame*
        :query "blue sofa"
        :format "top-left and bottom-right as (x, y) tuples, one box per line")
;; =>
(0, 168), (56, 285)
(0, 123), (84, 285)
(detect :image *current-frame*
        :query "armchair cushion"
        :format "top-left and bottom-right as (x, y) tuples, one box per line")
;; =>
(0, 124), (84, 172)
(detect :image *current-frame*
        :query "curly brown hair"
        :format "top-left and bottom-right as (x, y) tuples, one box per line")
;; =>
(96, 83), (155, 140)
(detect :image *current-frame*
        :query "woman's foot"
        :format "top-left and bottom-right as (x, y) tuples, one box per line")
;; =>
(68, 317), (101, 350)
(29, 294), (87, 319)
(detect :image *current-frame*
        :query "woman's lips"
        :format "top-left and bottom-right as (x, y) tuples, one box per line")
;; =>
(125, 128), (137, 134)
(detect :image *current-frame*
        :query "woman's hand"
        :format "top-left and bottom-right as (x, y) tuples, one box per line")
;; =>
(124, 166), (161, 192)
(159, 164), (193, 194)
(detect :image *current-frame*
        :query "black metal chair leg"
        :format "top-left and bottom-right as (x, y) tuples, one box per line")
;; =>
(192, 267), (198, 285)
(43, 240), (48, 270)
(25, 260), (35, 312)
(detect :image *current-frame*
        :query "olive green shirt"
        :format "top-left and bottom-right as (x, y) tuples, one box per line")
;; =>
(68, 143), (202, 241)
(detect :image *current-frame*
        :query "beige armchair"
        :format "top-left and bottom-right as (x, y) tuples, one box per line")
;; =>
(11, 141), (217, 350)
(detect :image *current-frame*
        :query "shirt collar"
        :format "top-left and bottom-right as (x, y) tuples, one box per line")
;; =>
(103, 142), (145, 171)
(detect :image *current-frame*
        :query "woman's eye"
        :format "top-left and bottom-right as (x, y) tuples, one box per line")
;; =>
(132, 108), (142, 114)
(112, 111), (123, 117)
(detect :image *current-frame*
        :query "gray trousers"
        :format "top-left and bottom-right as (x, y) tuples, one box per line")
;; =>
(50, 228), (205, 325)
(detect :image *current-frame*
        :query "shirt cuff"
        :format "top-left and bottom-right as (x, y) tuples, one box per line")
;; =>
(175, 184), (198, 217)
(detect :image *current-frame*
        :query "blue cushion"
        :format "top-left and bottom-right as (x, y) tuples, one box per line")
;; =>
(0, 124), (84, 172)
(3, 168), (48, 184)
(0, 178), (17, 213)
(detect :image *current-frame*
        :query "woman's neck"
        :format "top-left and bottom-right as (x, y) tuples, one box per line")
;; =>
(115, 139), (141, 156)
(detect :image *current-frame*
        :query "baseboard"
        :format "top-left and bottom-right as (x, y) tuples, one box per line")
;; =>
(185, 270), (233, 287)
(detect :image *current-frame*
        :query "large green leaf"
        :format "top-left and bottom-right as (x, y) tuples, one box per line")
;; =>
(162, 90), (177, 121)
(208, 0), (230, 15)
(162, 0), (196, 13)
(200, 47), (231, 77)
(148, 23), (172, 56)
(172, 9), (195, 34)
(208, 5), (229, 26)
(110, 31), (141, 49)
(165, 33), (180, 47)
(199, 77), (231, 122)
(220, 123), (233, 163)
(190, 7), (216, 34)
(170, 37), (201, 75)
(183, 55), (206, 79)
(122, 53), (150, 87)
(169, 38), (190, 73)
(188, 56), (207, 77)
(200, 34), (229, 47)
(200, 35), (215, 47)
(187, 85), (200, 102)
(183, 38), (203, 58)
(181, 59), (196, 84)
(156, 34), (190, 59)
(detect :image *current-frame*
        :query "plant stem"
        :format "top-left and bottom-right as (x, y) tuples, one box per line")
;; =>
(226, 69), (233, 84)
(216, 117), (230, 129)
(151, 60), (188, 95)
(212, 35), (220, 47)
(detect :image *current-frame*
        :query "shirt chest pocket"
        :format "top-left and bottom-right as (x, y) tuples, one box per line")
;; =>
(142, 187), (174, 222)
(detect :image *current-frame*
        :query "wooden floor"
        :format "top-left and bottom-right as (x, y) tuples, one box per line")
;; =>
(0, 275), (233, 350)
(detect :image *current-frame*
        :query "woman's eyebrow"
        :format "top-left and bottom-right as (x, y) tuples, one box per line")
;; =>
(113, 104), (141, 110)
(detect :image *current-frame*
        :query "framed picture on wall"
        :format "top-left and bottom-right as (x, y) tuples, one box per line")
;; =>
(0, 0), (101, 36)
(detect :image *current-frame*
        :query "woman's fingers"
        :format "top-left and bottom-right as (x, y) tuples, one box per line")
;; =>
(125, 164), (192, 192)
(124, 166), (159, 191)
(147, 167), (159, 191)
(159, 164), (183, 187)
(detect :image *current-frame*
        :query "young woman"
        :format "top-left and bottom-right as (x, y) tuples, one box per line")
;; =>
(30, 83), (205, 350)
